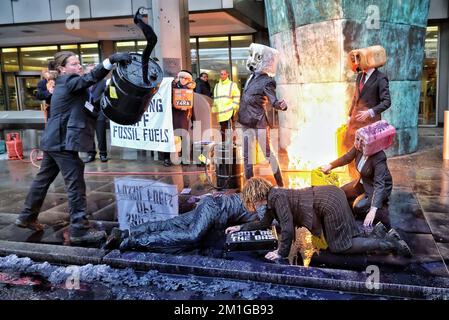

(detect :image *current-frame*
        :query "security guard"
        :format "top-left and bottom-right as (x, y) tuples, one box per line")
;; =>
(212, 70), (240, 142)
(15, 51), (131, 245)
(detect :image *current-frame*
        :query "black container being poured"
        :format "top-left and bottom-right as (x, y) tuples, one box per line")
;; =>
(101, 7), (163, 125)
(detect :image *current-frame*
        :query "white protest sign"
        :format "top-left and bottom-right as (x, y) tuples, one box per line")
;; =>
(110, 77), (176, 152)
(114, 177), (179, 230)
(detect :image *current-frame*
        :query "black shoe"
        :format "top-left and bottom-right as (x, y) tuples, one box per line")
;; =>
(70, 229), (107, 245)
(103, 228), (128, 249)
(163, 159), (172, 167)
(386, 228), (402, 241)
(15, 217), (45, 231)
(84, 155), (96, 163)
(368, 222), (388, 239)
(100, 155), (108, 162)
(118, 236), (139, 252)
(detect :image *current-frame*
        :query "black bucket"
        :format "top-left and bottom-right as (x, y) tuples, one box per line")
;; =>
(101, 53), (163, 125)
(212, 142), (243, 190)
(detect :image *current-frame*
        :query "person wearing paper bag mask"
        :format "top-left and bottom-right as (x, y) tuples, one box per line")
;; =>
(322, 121), (395, 231)
(343, 46), (391, 169)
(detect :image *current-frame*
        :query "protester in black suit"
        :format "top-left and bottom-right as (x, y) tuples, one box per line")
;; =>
(322, 144), (393, 230)
(15, 51), (131, 245)
(226, 177), (411, 262)
(344, 68), (391, 151)
(84, 64), (108, 163)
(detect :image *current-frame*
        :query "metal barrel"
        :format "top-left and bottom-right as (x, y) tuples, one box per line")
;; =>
(213, 142), (243, 190)
(101, 53), (163, 125)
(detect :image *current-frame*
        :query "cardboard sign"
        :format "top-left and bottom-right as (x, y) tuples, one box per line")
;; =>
(114, 177), (179, 231)
(173, 88), (193, 110)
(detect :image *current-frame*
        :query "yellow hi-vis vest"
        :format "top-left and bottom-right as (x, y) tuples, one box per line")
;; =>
(212, 78), (241, 123)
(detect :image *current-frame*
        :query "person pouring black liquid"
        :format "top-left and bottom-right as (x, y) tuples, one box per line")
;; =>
(15, 51), (131, 245)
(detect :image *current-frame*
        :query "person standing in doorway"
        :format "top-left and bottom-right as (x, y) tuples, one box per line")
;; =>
(194, 72), (212, 98)
(212, 70), (240, 143)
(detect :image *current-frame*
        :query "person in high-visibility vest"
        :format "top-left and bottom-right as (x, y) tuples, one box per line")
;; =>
(212, 70), (241, 143)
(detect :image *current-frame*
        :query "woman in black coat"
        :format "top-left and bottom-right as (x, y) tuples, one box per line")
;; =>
(226, 178), (411, 261)
(15, 51), (131, 245)
(322, 140), (393, 229)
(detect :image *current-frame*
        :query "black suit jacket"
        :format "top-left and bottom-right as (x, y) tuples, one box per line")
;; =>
(40, 64), (110, 152)
(330, 147), (392, 209)
(344, 69), (391, 148)
(237, 73), (284, 129)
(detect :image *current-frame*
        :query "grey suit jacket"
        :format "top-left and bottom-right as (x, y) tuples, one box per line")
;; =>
(40, 64), (110, 152)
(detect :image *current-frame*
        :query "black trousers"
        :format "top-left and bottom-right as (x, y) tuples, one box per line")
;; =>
(88, 115), (107, 157)
(18, 150), (90, 235)
(242, 127), (284, 187)
(219, 120), (233, 144)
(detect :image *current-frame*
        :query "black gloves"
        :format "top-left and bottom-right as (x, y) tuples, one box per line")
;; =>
(109, 52), (132, 64)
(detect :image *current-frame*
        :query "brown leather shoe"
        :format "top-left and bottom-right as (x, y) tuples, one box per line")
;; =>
(15, 217), (44, 231)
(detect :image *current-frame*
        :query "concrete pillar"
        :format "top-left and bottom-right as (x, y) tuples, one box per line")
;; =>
(149, 0), (190, 77)
(265, 0), (430, 166)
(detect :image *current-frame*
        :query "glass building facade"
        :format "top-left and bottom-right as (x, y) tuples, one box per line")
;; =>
(0, 43), (100, 111)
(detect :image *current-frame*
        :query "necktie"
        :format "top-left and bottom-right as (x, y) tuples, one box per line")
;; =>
(359, 72), (367, 92)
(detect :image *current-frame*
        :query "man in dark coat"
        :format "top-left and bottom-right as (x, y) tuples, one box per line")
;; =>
(15, 51), (131, 245)
(194, 72), (212, 97)
(237, 43), (287, 187)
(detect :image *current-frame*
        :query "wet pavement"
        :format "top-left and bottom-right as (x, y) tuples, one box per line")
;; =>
(0, 127), (448, 299)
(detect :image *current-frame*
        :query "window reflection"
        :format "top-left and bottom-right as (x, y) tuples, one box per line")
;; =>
(20, 46), (58, 72)
(419, 26), (438, 126)
(2, 48), (20, 72)
(80, 43), (99, 65)
(197, 36), (231, 91)
(231, 35), (253, 90)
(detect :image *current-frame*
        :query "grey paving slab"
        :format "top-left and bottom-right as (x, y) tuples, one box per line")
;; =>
(389, 190), (431, 234)
(417, 195), (449, 214)
(422, 211), (449, 243)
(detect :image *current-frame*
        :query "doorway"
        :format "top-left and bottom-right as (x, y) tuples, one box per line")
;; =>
(419, 26), (439, 126)
(2, 72), (41, 111)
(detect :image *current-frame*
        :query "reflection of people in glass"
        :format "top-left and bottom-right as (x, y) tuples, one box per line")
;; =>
(105, 193), (264, 254)
(226, 177), (411, 262)
(425, 79), (436, 121)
